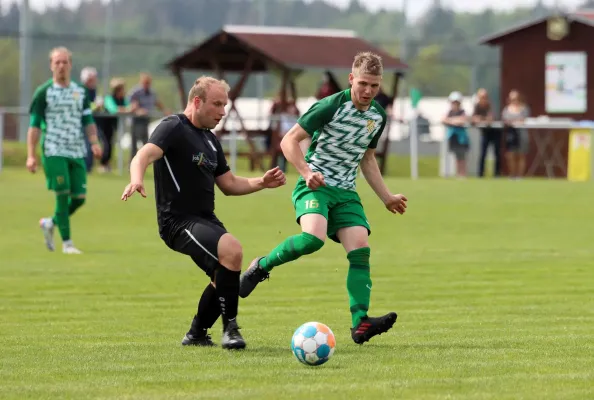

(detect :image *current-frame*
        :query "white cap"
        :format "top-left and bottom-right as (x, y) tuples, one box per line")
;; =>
(448, 91), (463, 102)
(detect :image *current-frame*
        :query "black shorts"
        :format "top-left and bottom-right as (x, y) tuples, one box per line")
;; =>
(164, 215), (227, 279)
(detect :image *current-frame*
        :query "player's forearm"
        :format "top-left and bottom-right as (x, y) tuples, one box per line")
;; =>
(361, 155), (391, 204)
(281, 137), (311, 177)
(26, 128), (41, 158)
(129, 152), (151, 185)
(85, 124), (99, 144)
(221, 175), (264, 196)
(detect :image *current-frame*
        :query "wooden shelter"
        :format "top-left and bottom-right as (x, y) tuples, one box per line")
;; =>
(479, 10), (594, 177)
(166, 25), (408, 172)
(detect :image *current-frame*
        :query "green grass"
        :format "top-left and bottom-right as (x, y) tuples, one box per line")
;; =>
(1, 168), (593, 400)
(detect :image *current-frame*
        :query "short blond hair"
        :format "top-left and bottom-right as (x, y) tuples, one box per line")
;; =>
(49, 46), (72, 62)
(352, 52), (383, 77)
(188, 76), (230, 102)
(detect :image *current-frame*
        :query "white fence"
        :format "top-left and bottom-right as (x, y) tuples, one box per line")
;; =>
(2, 107), (594, 181)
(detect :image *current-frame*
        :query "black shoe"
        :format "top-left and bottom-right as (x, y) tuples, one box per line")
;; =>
(238, 257), (269, 298)
(221, 320), (246, 350)
(181, 329), (216, 347)
(351, 312), (398, 345)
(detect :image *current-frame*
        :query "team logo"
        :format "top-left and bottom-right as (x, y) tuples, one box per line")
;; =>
(72, 91), (80, 101)
(192, 153), (217, 172)
(366, 119), (376, 133)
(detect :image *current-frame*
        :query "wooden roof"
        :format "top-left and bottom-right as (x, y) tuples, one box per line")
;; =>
(167, 25), (408, 73)
(479, 11), (594, 45)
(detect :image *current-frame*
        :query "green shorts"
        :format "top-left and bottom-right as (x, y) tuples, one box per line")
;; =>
(42, 156), (87, 195)
(292, 179), (370, 243)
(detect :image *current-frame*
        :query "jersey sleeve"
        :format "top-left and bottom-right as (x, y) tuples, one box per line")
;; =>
(213, 136), (230, 177)
(297, 96), (339, 136)
(148, 116), (182, 153)
(82, 92), (95, 127)
(29, 86), (47, 129)
(368, 104), (388, 149)
(103, 96), (119, 114)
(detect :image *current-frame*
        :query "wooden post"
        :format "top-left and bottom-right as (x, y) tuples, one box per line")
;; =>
(172, 67), (187, 108)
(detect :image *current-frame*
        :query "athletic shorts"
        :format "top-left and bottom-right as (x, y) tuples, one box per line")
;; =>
(164, 215), (227, 279)
(292, 179), (370, 243)
(42, 156), (87, 195)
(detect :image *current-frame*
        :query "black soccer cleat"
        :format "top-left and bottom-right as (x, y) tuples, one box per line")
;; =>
(238, 257), (269, 298)
(181, 328), (216, 347)
(351, 312), (398, 345)
(221, 320), (246, 350)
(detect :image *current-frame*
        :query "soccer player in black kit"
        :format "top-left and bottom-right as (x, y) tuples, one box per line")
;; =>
(121, 76), (286, 349)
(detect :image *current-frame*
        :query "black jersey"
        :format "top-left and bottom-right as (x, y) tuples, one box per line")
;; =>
(148, 114), (230, 239)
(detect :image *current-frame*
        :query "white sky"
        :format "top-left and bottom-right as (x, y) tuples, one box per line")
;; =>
(1, 0), (588, 21)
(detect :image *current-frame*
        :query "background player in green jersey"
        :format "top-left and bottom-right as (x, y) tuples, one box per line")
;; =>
(239, 52), (408, 344)
(26, 46), (102, 254)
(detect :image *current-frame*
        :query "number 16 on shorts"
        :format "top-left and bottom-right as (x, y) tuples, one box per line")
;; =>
(305, 200), (319, 209)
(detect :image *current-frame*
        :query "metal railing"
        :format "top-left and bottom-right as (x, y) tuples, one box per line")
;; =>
(0, 108), (410, 175)
(2, 107), (593, 179)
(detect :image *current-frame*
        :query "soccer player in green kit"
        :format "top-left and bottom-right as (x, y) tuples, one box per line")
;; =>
(239, 52), (408, 344)
(26, 47), (102, 254)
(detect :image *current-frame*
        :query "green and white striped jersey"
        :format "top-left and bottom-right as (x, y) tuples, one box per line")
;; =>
(29, 79), (94, 159)
(297, 89), (387, 191)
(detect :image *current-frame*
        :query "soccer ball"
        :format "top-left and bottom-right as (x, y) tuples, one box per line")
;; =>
(291, 322), (336, 366)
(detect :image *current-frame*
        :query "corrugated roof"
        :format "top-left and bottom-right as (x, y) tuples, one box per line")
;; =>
(478, 11), (594, 45)
(167, 25), (407, 73)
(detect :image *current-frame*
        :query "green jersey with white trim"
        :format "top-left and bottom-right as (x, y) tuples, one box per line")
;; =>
(29, 79), (94, 159)
(297, 89), (387, 191)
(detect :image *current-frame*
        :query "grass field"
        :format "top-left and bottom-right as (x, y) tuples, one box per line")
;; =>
(1, 167), (593, 400)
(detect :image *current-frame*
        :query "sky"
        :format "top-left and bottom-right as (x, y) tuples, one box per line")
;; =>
(1, 0), (589, 21)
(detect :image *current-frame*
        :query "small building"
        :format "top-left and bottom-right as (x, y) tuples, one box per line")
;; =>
(166, 25), (408, 173)
(479, 10), (594, 177)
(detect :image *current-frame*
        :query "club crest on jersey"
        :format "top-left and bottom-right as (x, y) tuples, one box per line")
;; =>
(366, 119), (375, 133)
(192, 153), (217, 172)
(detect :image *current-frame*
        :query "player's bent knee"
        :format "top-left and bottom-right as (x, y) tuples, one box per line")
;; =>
(217, 234), (243, 272)
(298, 232), (325, 255)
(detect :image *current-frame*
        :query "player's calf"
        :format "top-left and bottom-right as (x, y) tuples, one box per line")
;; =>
(214, 234), (246, 349)
(239, 232), (324, 298)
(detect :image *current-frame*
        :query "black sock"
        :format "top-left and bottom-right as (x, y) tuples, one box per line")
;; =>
(189, 283), (220, 334)
(214, 267), (240, 329)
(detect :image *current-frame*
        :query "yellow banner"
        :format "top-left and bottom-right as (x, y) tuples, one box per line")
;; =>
(567, 129), (592, 182)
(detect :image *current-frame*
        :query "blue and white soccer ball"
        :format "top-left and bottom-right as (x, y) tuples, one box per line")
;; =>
(291, 321), (336, 366)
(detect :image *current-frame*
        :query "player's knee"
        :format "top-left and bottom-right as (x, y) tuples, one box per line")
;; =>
(347, 246), (371, 264)
(299, 232), (325, 255)
(218, 235), (243, 272)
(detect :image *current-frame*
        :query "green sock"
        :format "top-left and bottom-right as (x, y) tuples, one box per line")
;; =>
(347, 247), (372, 328)
(52, 193), (71, 241)
(69, 197), (85, 216)
(259, 232), (324, 272)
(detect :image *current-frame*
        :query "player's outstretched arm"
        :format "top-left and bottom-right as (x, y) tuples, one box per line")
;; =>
(215, 167), (286, 196)
(360, 148), (407, 215)
(121, 143), (164, 201)
(281, 124), (325, 189)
